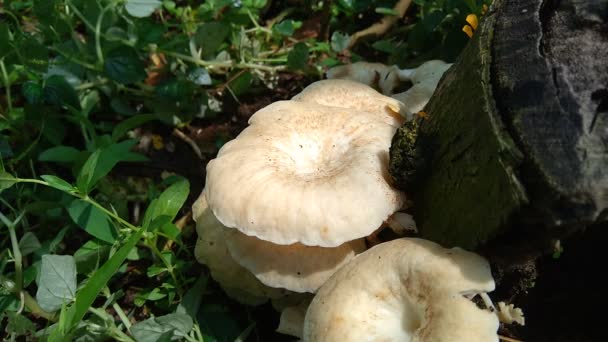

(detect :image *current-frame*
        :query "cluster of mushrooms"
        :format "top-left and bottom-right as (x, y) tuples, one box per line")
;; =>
(193, 61), (524, 341)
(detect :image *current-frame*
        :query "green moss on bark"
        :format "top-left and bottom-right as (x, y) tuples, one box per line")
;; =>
(389, 4), (528, 249)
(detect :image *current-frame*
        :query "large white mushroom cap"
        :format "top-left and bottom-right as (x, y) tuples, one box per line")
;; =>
(205, 99), (406, 247)
(302, 238), (499, 342)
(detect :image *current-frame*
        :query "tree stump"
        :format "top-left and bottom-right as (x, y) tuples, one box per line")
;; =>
(389, 0), (608, 253)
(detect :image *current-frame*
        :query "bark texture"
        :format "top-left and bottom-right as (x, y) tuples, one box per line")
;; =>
(389, 0), (608, 251)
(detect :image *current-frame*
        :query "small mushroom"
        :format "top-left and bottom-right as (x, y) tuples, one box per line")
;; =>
(391, 60), (453, 117)
(302, 238), (499, 342)
(325, 62), (403, 95)
(326, 60), (452, 118)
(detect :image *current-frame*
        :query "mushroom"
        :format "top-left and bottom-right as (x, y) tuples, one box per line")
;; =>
(391, 60), (452, 117)
(204, 99), (406, 248)
(224, 230), (366, 293)
(325, 62), (403, 95)
(192, 192), (288, 305)
(326, 60), (452, 118)
(292, 79), (407, 127)
(302, 238), (499, 342)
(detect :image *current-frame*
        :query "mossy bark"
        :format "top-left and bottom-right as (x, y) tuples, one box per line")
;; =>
(389, 0), (608, 251)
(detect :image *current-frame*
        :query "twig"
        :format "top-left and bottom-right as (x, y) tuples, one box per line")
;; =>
(348, 0), (413, 48)
(172, 128), (203, 160)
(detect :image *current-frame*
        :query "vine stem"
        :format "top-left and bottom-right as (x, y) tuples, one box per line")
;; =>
(0, 59), (13, 113)
(160, 50), (285, 73)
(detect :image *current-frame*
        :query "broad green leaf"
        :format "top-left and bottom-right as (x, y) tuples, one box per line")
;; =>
(131, 313), (193, 342)
(104, 46), (146, 84)
(66, 199), (117, 243)
(273, 20), (300, 37)
(0, 171), (17, 191)
(39, 146), (82, 163)
(43, 75), (81, 109)
(130, 319), (174, 342)
(194, 22), (231, 58)
(228, 71), (253, 96)
(6, 311), (36, 336)
(76, 150), (101, 194)
(176, 275), (207, 319)
(41, 175), (75, 192)
(52, 227), (147, 339)
(125, 0), (162, 18)
(112, 114), (157, 141)
(141, 178), (189, 231)
(287, 42), (309, 70)
(36, 255), (77, 312)
(76, 140), (145, 194)
(74, 240), (112, 274)
(19, 232), (41, 257)
(22, 81), (44, 104)
(331, 31), (350, 52)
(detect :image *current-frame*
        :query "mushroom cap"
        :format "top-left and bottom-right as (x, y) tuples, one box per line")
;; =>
(192, 192), (288, 305)
(205, 100), (406, 247)
(402, 60), (452, 85)
(302, 238), (498, 342)
(225, 229), (366, 293)
(292, 79), (406, 127)
(325, 62), (402, 95)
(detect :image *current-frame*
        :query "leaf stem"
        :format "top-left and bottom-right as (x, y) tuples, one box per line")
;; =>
(95, 4), (116, 66)
(0, 59), (13, 113)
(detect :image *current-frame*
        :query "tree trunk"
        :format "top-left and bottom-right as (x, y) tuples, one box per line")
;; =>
(389, 0), (608, 254)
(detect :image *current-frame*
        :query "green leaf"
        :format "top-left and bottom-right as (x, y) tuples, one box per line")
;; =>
(43, 75), (81, 109)
(52, 227), (147, 339)
(6, 311), (36, 336)
(36, 255), (77, 312)
(274, 20), (300, 36)
(39, 146), (82, 163)
(41, 175), (75, 192)
(22, 81), (44, 104)
(0, 23), (11, 59)
(66, 199), (117, 243)
(141, 178), (189, 231)
(287, 42), (309, 70)
(104, 46), (146, 84)
(228, 71), (253, 96)
(19, 232), (41, 257)
(76, 140), (146, 194)
(131, 313), (193, 342)
(131, 319), (174, 342)
(125, 0), (162, 18)
(74, 240), (111, 274)
(0, 171), (17, 191)
(330, 31), (350, 52)
(176, 275), (207, 319)
(194, 22), (231, 58)
(112, 114), (157, 141)
(76, 150), (101, 194)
